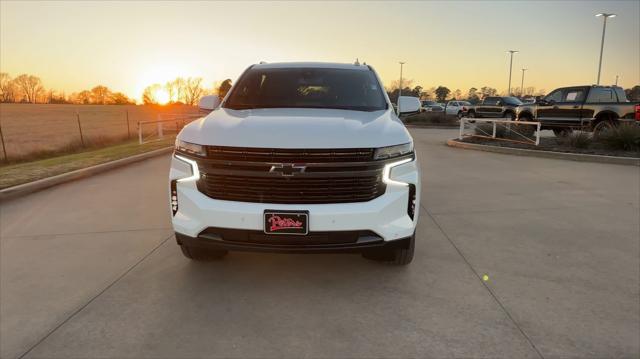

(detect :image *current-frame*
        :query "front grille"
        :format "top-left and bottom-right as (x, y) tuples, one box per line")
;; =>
(192, 146), (387, 204)
(206, 146), (374, 162)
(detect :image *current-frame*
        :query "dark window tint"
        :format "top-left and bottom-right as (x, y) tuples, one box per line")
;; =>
(483, 97), (499, 105)
(586, 87), (616, 103)
(225, 68), (387, 112)
(545, 89), (564, 103)
(502, 97), (523, 106)
(614, 88), (628, 102)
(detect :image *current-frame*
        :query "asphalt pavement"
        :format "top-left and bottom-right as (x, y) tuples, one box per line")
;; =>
(1, 128), (638, 359)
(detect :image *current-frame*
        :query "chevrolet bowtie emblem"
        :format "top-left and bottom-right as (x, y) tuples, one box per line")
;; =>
(269, 163), (306, 176)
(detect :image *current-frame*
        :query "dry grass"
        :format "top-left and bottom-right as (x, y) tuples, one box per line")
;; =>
(0, 137), (175, 189)
(0, 103), (199, 161)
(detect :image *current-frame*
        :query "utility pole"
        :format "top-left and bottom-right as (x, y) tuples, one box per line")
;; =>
(615, 75), (619, 86)
(595, 13), (616, 85)
(507, 50), (519, 96)
(520, 68), (528, 97)
(398, 61), (405, 114)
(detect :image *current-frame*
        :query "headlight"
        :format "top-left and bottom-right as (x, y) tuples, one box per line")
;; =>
(175, 139), (205, 156)
(374, 142), (413, 160)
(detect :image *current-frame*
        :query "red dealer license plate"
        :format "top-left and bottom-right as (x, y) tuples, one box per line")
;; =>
(264, 210), (309, 235)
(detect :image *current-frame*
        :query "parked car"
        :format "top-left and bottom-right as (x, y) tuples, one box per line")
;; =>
(467, 96), (523, 119)
(445, 101), (472, 119)
(421, 100), (438, 108)
(516, 85), (640, 136)
(426, 105), (444, 112)
(170, 62), (421, 265)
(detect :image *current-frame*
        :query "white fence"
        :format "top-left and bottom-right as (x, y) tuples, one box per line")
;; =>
(138, 113), (204, 144)
(459, 117), (542, 145)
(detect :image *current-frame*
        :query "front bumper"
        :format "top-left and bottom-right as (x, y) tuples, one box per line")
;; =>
(175, 229), (413, 254)
(170, 154), (421, 246)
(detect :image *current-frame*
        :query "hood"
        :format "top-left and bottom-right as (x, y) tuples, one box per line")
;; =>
(178, 108), (412, 149)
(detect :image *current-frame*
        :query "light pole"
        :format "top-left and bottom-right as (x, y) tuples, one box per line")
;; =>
(520, 68), (527, 97)
(615, 75), (619, 86)
(595, 13), (616, 85)
(398, 61), (405, 113)
(507, 50), (519, 96)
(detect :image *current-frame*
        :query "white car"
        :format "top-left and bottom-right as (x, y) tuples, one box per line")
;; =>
(170, 62), (421, 265)
(445, 101), (472, 118)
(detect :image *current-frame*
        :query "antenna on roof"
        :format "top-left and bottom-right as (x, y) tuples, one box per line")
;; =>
(354, 58), (360, 66)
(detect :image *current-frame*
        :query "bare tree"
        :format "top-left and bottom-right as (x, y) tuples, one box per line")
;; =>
(183, 77), (205, 106)
(91, 85), (110, 104)
(13, 74), (44, 103)
(76, 90), (93, 104)
(0, 73), (17, 102)
(142, 84), (162, 105)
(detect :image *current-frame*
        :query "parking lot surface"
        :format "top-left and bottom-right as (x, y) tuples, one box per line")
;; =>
(1, 128), (638, 359)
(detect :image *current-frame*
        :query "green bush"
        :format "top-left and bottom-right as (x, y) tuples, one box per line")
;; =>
(597, 123), (640, 151)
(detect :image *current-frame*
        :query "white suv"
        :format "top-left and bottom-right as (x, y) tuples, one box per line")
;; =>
(169, 62), (421, 265)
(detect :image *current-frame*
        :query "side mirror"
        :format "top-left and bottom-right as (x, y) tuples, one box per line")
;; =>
(398, 96), (421, 115)
(198, 95), (221, 112)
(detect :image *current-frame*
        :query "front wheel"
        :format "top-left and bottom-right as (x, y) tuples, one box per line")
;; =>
(180, 244), (228, 261)
(362, 233), (415, 265)
(592, 120), (616, 137)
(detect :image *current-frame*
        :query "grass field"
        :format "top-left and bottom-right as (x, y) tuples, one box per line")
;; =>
(0, 137), (175, 189)
(0, 103), (200, 161)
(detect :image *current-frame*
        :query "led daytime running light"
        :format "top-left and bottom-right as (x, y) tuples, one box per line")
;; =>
(175, 155), (200, 182)
(382, 158), (413, 186)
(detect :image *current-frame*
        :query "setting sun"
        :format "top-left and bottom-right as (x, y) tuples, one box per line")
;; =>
(153, 88), (170, 105)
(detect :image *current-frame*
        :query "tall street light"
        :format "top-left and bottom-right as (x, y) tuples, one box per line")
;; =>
(398, 61), (405, 113)
(520, 68), (528, 97)
(507, 50), (519, 96)
(595, 13), (616, 85)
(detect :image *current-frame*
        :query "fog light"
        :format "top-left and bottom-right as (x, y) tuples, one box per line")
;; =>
(407, 184), (416, 220)
(170, 180), (178, 216)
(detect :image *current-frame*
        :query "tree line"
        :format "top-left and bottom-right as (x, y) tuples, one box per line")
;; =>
(386, 79), (547, 104)
(0, 72), (136, 105)
(141, 78), (232, 106)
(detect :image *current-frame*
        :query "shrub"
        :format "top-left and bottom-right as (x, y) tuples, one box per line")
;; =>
(597, 123), (640, 151)
(560, 131), (592, 149)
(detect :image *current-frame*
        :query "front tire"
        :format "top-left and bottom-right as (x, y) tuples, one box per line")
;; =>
(180, 244), (228, 261)
(362, 233), (415, 265)
(592, 119), (616, 137)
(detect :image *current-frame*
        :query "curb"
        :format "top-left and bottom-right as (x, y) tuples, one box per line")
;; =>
(446, 139), (640, 166)
(0, 147), (173, 203)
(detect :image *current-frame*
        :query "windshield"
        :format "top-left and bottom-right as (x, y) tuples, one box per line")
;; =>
(503, 97), (523, 105)
(224, 67), (387, 111)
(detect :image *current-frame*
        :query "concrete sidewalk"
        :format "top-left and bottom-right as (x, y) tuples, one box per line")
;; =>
(1, 128), (638, 358)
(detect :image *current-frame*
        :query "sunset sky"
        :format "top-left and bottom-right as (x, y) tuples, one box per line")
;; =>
(1, 0), (638, 102)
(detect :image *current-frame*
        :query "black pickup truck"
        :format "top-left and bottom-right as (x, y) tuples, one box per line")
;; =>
(516, 85), (639, 136)
(467, 96), (522, 119)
